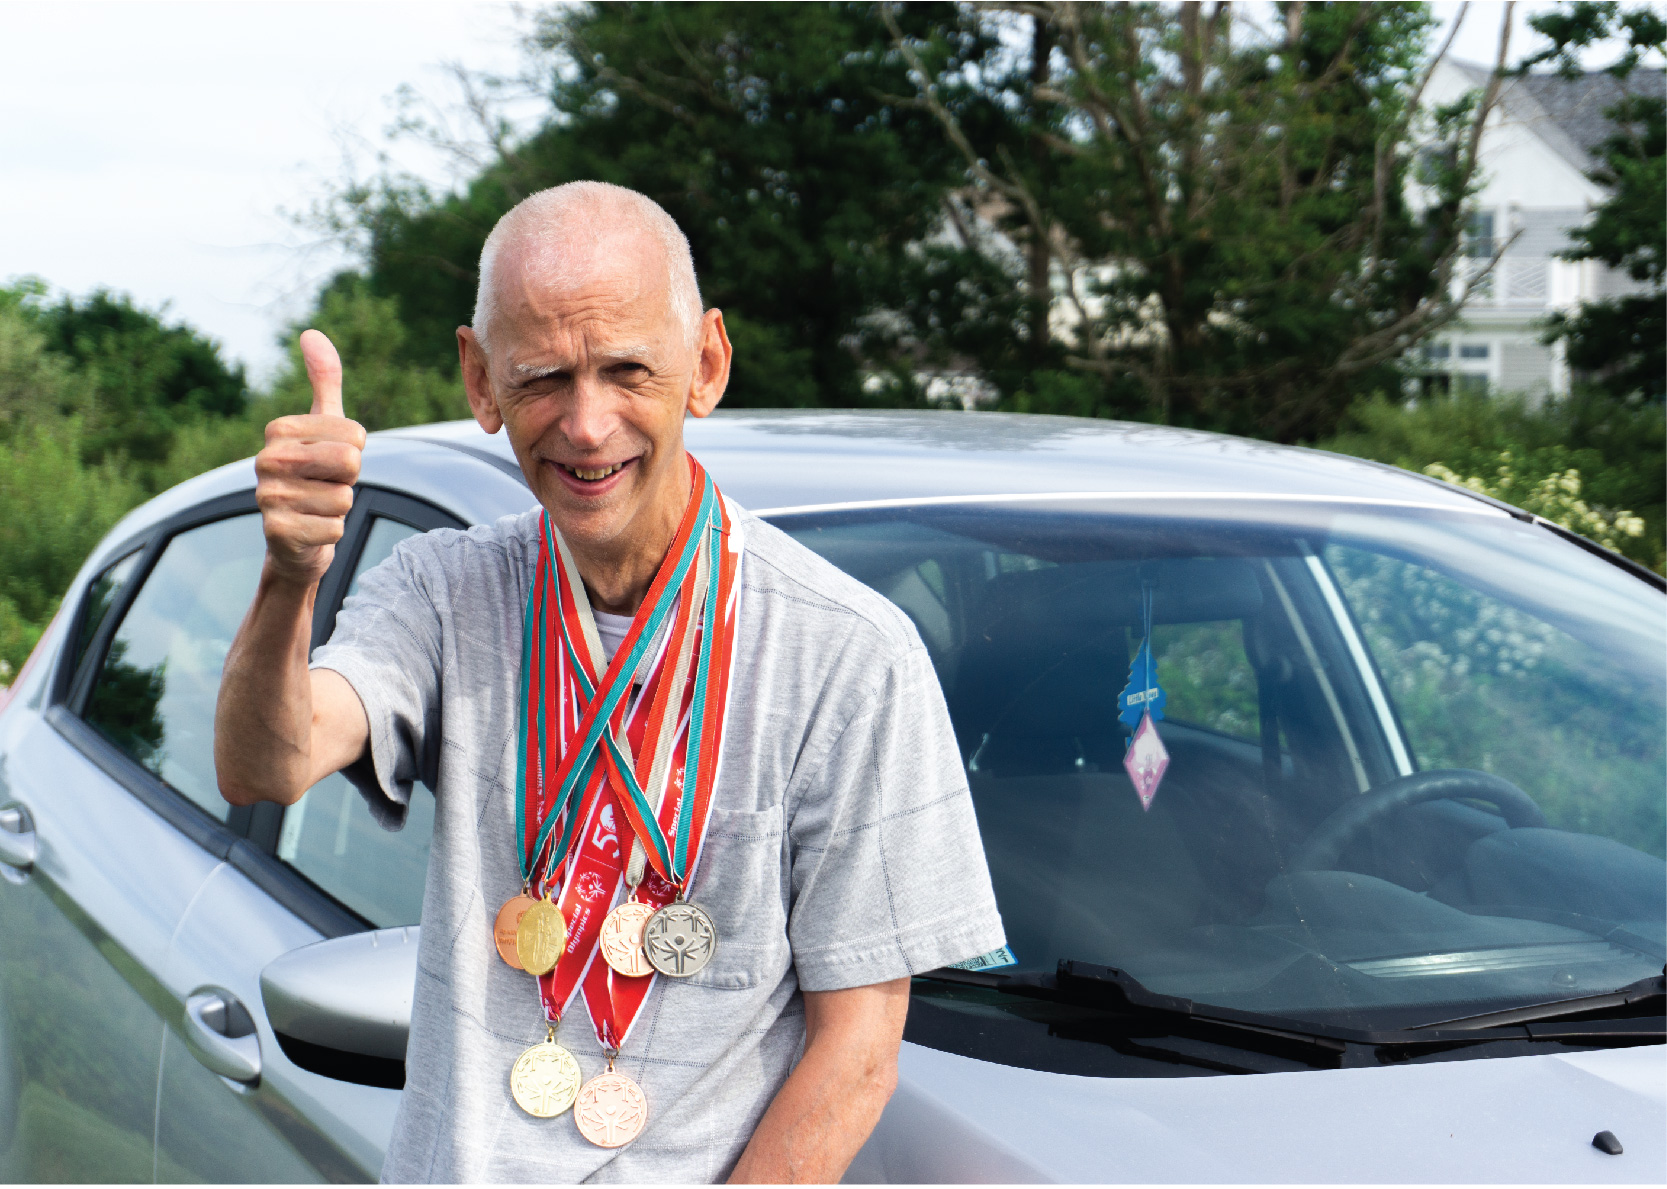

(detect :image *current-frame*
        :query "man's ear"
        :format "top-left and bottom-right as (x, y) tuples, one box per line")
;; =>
(458, 327), (504, 434)
(686, 309), (731, 419)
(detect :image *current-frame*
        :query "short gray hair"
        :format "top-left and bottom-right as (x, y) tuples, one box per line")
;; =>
(472, 181), (703, 356)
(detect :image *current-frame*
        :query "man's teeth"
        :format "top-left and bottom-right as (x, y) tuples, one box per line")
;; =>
(567, 462), (625, 481)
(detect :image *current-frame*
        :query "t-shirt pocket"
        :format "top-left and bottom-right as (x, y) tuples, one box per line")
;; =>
(678, 805), (789, 990)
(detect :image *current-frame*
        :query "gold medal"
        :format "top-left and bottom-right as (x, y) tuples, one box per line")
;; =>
(510, 1029), (582, 1118)
(643, 900), (718, 978)
(516, 896), (568, 976)
(574, 1068), (649, 1147)
(599, 900), (656, 977)
(494, 893), (540, 969)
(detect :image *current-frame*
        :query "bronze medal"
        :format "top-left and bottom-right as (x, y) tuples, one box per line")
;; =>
(574, 1070), (649, 1147)
(516, 896), (568, 976)
(599, 900), (656, 978)
(494, 893), (540, 969)
(510, 1039), (582, 1118)
(643, 900), (718, 978)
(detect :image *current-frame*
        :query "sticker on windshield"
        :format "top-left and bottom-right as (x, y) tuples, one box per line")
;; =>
(948, 946), (1017, 973)
(1118, 577), (1170, 810)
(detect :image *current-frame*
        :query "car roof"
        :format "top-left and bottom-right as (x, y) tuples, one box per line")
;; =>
(95, 409), (1502, 565)
(391, 409), (1496, 517)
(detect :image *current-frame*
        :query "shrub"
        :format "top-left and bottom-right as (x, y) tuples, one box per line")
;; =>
(0, 418), (144, 676)
(1322, 390), (1665, 572)
(1423, 458), (1646, 554)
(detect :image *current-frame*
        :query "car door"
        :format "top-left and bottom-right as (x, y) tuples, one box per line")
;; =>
(0, 502), (250, 1182)
(153, 488), (459, 1183)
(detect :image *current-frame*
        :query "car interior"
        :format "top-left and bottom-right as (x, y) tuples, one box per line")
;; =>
(783, 503), (1667, 1027)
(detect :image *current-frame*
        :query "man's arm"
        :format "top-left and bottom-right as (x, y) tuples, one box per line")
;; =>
(728, 978), (910, 1184)
(215, 330), (370, 807)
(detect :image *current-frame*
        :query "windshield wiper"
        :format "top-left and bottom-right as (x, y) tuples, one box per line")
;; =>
(921, 960), (1359, 1065)
(1409, 971), (1666, 1032)
(918, 960), (1665, 1068)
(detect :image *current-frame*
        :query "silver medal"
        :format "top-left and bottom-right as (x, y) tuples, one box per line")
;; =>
(643, 901), (718, 978)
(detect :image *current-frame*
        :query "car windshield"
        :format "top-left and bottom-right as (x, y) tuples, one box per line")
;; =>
(778, 497), (1666, 1029)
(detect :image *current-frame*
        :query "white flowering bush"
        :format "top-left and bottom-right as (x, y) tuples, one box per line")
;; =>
(1423, 454), (1646, 554)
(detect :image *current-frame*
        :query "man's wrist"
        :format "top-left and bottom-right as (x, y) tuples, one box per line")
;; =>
(259, 554), (327, 600)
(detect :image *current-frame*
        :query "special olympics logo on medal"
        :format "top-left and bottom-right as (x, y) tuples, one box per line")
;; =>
(577, 872), (607, 902)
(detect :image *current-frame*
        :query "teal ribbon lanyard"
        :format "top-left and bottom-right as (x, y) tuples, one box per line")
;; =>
(523, 473), (718, 884)
(674, 507), (726, 882)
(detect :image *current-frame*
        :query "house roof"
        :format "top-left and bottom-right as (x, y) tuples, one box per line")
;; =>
(1451, 60), (1666, 175)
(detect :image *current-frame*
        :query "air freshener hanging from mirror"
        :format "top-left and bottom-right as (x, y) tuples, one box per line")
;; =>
(1117, 579), (1169, 810)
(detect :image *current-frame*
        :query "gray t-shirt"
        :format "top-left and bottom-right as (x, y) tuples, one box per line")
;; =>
(312, 504), (1005, 1184)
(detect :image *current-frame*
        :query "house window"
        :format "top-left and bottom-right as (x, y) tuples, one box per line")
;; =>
(1463, 212), (1496, 259)
(1459, 344), (1490, 360)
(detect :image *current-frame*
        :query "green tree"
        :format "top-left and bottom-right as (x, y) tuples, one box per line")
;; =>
(33, 289), (249, 465)
(887, 1), (1516, 441)
(0, 417), (145, 676)
(324, 1), (999, 407)
(264, 276), (469, 431)
(1521, 1), (1666, 402)
(0, 282), (84, 436)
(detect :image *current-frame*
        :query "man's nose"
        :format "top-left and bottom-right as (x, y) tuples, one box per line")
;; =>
(561, 375), (620, 451)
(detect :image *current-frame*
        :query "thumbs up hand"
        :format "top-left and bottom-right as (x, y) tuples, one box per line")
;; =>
(256, 330), (367, 586)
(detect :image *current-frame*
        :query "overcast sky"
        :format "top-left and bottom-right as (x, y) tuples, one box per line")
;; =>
(0, 1), (1624, 384)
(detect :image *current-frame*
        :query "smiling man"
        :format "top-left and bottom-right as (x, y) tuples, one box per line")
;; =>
(214, 182), (1004, 1183)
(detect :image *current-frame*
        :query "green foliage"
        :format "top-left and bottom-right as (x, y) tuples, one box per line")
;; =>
(1322, 389), (1666, 571)
(889, 1), (1489, 441)
(265, 276), (468, 431)
(1424, 458), (1646, 553)
(0, 291), (83, 435)
(1523, 2), (1666, 401)
(327, 1), (997, 406)
(32, 289), (248, 463)
(0, 418), (145, 676)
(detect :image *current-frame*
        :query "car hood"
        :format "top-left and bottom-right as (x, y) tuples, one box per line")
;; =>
(847, 1041), (1666, 1183)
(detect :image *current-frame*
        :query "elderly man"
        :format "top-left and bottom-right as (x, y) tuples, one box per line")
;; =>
(215, 181), (1004, 1183)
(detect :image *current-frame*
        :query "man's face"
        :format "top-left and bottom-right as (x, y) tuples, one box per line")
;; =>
(459, 238), (728, 558)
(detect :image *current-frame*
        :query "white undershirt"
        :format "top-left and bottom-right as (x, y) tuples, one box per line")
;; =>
(593, 609), (633, 666)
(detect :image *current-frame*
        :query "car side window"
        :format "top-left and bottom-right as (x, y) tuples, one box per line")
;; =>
(68, 549), (144, 679)
(1150, 621), (1260, 742)
(82, 514), (266, 822)
(277, 516), (434, 926)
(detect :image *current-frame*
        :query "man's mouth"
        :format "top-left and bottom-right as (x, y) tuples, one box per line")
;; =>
(549, 457), (639, 494)
(561, 461), (628, 482)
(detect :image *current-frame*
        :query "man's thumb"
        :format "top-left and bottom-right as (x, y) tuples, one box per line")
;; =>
(300, 329), (344, 417)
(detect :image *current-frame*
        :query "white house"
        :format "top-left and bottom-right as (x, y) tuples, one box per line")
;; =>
(1417, 60), (1664, 399)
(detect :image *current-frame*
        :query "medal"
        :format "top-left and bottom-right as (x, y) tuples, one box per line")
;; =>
(510, 1026), (582, 1118)
(600, 901), (655, 978)
(600, 840), (656, 977)
(643, 900), (718, 978)
(494, 893), (540, 969)
(516, 896), (568, 976)
(574, 1059), (649, 1148)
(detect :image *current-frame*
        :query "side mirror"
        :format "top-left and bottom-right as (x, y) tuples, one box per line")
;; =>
(260, 926), (418, 1088)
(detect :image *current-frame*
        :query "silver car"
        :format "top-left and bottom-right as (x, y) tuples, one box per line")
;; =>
(1, 411), (1662, 1183)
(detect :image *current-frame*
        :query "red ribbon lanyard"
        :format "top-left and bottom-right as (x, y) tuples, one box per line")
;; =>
(521, 468), (743, 1053)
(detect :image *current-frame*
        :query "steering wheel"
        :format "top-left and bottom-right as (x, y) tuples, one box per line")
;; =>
(1292, 769), (1546, 872)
